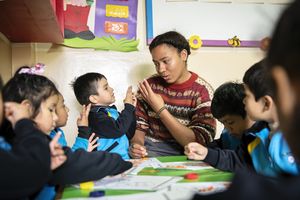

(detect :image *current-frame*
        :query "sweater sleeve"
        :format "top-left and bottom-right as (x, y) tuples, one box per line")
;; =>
(49, 147), (132, 185)
(89, 104), (136, 138)
(0, 119), (52, 199)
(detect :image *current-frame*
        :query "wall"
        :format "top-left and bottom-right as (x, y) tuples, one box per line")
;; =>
(0, 33), (12, 83)
(10, 0), (265, 145)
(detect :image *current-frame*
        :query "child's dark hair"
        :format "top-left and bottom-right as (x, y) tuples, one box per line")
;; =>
(149, 31), (191, 58)
(2, 73), (59, 118)
(71, 72), (106, 105)
(243, 59), (275, 101)
(267, 0), (300, 83)
(211, 82), (246, 119)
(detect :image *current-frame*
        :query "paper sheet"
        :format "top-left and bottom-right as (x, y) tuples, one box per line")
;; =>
(91, 175), (183, 191)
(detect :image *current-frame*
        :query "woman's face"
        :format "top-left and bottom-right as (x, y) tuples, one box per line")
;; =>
(34, 94), (59, 134)
(151, 44), (189, 84)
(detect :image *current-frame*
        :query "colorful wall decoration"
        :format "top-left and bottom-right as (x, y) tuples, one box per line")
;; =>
(146, 0), (289, 49)
(63, 0), (139, 52)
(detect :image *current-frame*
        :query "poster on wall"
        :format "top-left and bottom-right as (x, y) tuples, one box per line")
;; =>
(63, 0), (139, 52)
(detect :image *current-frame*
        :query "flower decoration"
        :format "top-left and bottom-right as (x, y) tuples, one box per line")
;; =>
(189, 35), (202, 49)
(19, 63), (45, 75)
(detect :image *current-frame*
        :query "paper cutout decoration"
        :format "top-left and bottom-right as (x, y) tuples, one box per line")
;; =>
(227, 36), (241, 47)
(189, 35), (202, 50)
(62, 0), (139, 52)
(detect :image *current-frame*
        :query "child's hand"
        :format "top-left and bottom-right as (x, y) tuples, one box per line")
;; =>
(128, 158), (143, 167)
(184, 142), (208, 160)
(87, 133), (99, 152)
(50, 132), (67, 170)
(124, 86), (136, 106)
(129, 143), (148, 158)
(4, 102), (31, 128)
(77, 104), (91, 127)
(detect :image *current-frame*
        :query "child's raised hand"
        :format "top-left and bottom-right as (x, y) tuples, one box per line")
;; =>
(49, 132), (67, 170)
(87, 133), (99, 152)
(184, 142), (208, 160)
(123, 86), (136, 106)
(4, 102), (31, 128)
(77, 104), (91, 127)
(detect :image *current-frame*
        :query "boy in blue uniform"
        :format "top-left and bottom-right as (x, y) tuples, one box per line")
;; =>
(185, 59), (299, 177)
(72, 72), (136, 160)
(210, 82), (255, 150)
(193, 1), (300, 199)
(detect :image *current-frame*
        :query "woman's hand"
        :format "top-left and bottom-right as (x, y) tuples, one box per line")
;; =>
(138, 80), (164, 112)
(129, 143), (148, 159)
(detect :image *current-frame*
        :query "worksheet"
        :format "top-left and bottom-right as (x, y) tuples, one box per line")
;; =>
(161, 161), (213, 170)
(92, 175), (183, 191)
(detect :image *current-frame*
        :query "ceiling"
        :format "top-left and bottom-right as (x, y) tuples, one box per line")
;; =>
(0, 0), (64, 43)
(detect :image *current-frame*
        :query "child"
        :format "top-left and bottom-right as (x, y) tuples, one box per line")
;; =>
(49, 92), (98, 152)
(72, 72), (136, 160)
(185, 59), (299, 177)
(210, 82), (255, 150)
(0, 75), (66, 199)
(2, 72), (133, 199)
(193, 2), (300, 198)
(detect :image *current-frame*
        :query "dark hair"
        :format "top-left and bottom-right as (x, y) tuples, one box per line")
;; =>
(2, 74), (59, 118)
(211, 82), (246, 119)
(71, 72), (106, 105)
(267, 0), (300, 82)
(14, 66), (31, 76)
(243, 59), (275, 101)
(149, 31), (191, 57)
(266, 0), (300, 160)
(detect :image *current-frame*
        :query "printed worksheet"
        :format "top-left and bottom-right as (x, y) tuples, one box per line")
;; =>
(92, 175), (183, 191)
(125, 158), (164, 175)
(161, 161), (213, 170)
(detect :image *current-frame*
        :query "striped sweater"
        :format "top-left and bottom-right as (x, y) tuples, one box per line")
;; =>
(136, 71), (216, 146)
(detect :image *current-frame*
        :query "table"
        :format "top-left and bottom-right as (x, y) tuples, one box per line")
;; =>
(60, 156), (233, 199)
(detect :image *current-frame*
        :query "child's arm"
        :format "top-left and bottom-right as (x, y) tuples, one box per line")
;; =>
(89, 104), (136, 138)
(1, 102), (54, 198)
(185, 141), (252, 172)
(184, 142), (208, 160)
(48, 148), (133, 185)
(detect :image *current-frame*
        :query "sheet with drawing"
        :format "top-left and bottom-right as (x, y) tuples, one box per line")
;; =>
(90, 175), (183, 191)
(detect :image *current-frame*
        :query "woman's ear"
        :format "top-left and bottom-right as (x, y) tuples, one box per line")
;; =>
(180, 49), (188, 62)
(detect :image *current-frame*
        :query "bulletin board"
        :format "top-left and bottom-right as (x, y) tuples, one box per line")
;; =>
(146, 0), (289, 47)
